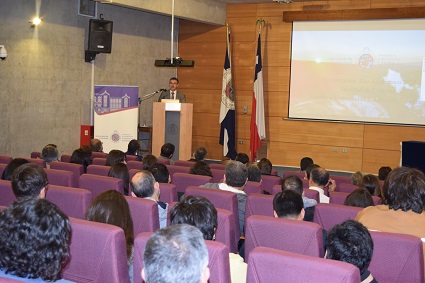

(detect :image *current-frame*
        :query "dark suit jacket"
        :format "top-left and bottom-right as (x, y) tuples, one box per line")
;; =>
(158, 90), (186, 103)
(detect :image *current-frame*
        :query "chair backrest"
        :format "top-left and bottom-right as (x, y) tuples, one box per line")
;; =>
(87, 164), (112, 176)
(30, 151), (41, 158)
(62, 218), (130, 283)
(46, 185), (92, 219)
(166, 165), (190, 182)
(0, 155), (13, 164)
(245, 215), (324, 260)
(50, 162), (84, 187)
(158, 183), (177, 203)
(330, 175), (352, 189)
(282, 171), (305, 179)
(125, 196), (160, 235)
(126, 155), (139, 161)
(337, 183), (358, 193)
(129, 168), (140, 181)
(60, 154), (72, 162)
(244, 181), (262, 195)
(174, 160), (195, 167)
(92, 151), (108, 159)
(0, 163), (7, 178)
(313, 203), (362, 231)
(127, 160), (143, 170)
(79, 174), (124, 199)
(0, 180), (15, 206)
(23, 158), (46, 168)
(211, 169), (224, 183)
(245, 194), (274, 227)
(171, 173), (212, 193)
(44, 168), (76, 187)
(272, 184), (319, 203)
(260, 175), (282, 194)
(209, 163), (226, 170)
(330, 191), (382, 206)
(133, 233), (231, 283)
(271, 169), (278, 176)
(92, 157), (107, 166)
(157, 158), (170, 165)
(369, 231), (424, 283)
(247, 247), (360, 283)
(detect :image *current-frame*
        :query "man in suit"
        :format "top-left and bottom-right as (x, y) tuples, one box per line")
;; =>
(157, 77), (186, 103)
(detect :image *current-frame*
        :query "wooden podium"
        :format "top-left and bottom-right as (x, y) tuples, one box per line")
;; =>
(152, 102), (193, 160)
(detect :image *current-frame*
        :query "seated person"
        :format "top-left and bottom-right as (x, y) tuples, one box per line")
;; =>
(308, 167), (336, 203)
(378, 166), (392, 181)
(90, 138), (103, 152)
(235, 153), (249, 164)
(247, 164), (262, 182)
(257, 158), (272, 175)
(351, 171), (364, 186)
(12, 163), (48, 199)
(126, 140), (142, 161)
(41, 144), (59, 166)
(70, 146), (92, 173)
(149, 163), (170, 183)
(189, 161), (213, 177)
(106, 149), (126, 166)
(189, 147), (207, 162)
(108, 163), (130, 195)
(344, 188), (374, 208)
(158, 143), (175, 164)
(1, 158), (29, 180)
(142, 154), (158, 170)
(273, 190), (305, 220)
(300, 157), (314, 173)
(281, 175), (317, 221)
(361, 174), (382, 199)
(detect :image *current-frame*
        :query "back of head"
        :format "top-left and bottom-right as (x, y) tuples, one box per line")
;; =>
(310, 167), (329, 187)
(351, 171), (363, 186)
(384, 166), (425, 213)
(225, 161), (247, 188)
(11, 163), (47, 198)
(149, 163), (170, 183)
(41, 145), (59, 164)
(247, 164), (262, 182)
(1, 158), (29, 181)
(127, 140), (141, 155)
(326, 220), (373, 274)
(142, 154), (158, 170)
(281, 175), (303, 195)
(360, 174), (380, 196)
(194, 147), (207, 161)
(90, 138), (103, 152)
(0, 197), (71, 281)
(305, 164), (320, 180)
(170, 195), (217, 240)
(257, 158), (272, 175)
(131, 170), (155, 198)
(300, 157), (314, 172)
(108, 163), (130, 195)
(235, 153), (249, 164)
(189, 161), (213, 177)
(143, 224), (209, 283)
(273, 190), (304, 219)
(378, 166), (392, 181)
(106, 150), (126, 166)
(70, 147), (92, 172)
(344, 188), (374, 208)
(160, 143), (175, 158)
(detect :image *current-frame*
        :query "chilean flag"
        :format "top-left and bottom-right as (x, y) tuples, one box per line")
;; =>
(219, 29), (237, 159)
(250, 33), (265, 161)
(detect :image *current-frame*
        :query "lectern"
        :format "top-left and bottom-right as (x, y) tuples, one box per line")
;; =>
(152, 102), (193, 160)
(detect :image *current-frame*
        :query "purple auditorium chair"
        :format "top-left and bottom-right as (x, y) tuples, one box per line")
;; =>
(129, 169), (140, 181)
(166, 165), (190, 182)
(272, 184), (319, 203)
(157, 158), (170, 165)
(46, 185), (92, 219)
(171, 173), (212, 194)
(302, 178), (309, 188)
(330, 191), (382, 206)
(0, 163), (7, 177)
(247, 247), (360, 283)
(174, 160), (194, 167)
(30, 151), (41, 158)
(87, 164), (112, 176)
(126, 155), (139, 161)
(133, 233), (231, 283)
(44, 169), (76, 187)
(79, 174), (124, 199)
(0, 155), (13, 164)
(211, 169), (224, 183)
(313, 203), (362, 231)
(62, 218), (130, 283)
(369, 231), (424, 283)
(185, 186), (240, 241)
(244, 194), (274, 227)
(125, 196), (159, 235)
(330, 175), (352, 187)
(92, 157), (107, 166)
(127, 160), (143, 170)
(282, 171), (305, 179)
(272, 184), (281, 195)
(0, 180), (15, 206)
(158, 183), (177, 203)
(337, 183), (358, 193)
(260, 175), (281, 194)
(91, 151), (108, 159)
(271, 169), (278, 176)
(209, 163), (226, 170)
(23, 158), (46, 168)
(50, 162), (84, 187)
(244, 181), (262, 195)
(60, 154), (72, 162)
(371, 195), (382, 205)
(245, 215), (324, 260)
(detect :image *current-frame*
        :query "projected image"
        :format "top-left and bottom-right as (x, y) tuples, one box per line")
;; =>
(289, 19), (425, 125)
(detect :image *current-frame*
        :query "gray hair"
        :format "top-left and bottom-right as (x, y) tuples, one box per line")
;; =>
(131, 170), (155, 198)
(225, 161), (247, 187)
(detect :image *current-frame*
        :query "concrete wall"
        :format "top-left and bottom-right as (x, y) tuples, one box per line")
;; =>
(0, 0), (177, 158)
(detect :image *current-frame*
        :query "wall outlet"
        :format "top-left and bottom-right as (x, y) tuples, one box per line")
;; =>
(238, 140), (244, 144)
(332, 148), (338, 152)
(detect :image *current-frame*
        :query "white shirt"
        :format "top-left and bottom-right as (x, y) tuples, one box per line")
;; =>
(308, 186), (329, 203)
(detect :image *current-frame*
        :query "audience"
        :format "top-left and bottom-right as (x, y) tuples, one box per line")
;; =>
(189, 161), (213, 177)
(235, 153), (249, 164)
(378, 166), (392, 181)
(158, 143), (175, 164)
(281, 175), (317, 221)
(1, 158), (29, 180)
(11, 163), (48, 199)
(41, 144), (59, 166)
(344, 188), (374, 208)
(149, 163), (170, 183)
(90, 138), (103, 152)
(142, 154), (158, 170)
(106, 149), (126, 166)
(300, 157), (314, 172)
(360, 174), (381, 198)
(247, 164), (262, 182)
(70, 146), (92, 173)
(126, 140), (142, 161)
(108, 162), (130, 195)
(305, 163), (320, 180)
(257, 158), (272, 175)
(351, 171), (363, 186)
(189, 147), (207, 162)
(308, 167), (335, 203)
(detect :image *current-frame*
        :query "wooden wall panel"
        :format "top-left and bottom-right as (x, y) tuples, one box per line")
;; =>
(233, 65), (254, 91)
(263, 66), (290, 93)
(371, 0), (425, 8)
(362, 149), (400, 174)
(364, 125), (425, 151)
(261, 17), (293, 43)
(179, 42), (226, 65)
(236, 115), (252, 140)
(226, 18), (257, 42)
(227, 4), (257, 18)
(193, 112), (220, 136)
(184, 89), (221, 114)
(233, 42), (256, 67)
(178, 66), (222, 89)
(268, 91), (289, 117)
(192, 135), (224, 160)
(262, 41), (291, 67)
(179, 20), (225, 43)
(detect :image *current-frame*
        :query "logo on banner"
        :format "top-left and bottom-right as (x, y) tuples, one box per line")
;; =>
(111, 130), (121, 142)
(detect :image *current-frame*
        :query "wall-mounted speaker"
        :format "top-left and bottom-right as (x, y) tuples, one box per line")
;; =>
(87, 19), (113, 53)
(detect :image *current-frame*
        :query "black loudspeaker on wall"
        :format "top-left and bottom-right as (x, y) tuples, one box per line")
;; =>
(87, 19), (113, 53)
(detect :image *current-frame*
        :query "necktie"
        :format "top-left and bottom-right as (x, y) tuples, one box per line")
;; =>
(171, 91), (174, 99)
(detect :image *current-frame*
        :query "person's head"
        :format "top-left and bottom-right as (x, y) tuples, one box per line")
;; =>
(193, 147), (207, 161)
(170, 195), (217, 240)
(257, 158), (272, 175)
(85, 190), (134, 260)
(351, 171), (363, 186)
(149, 163), (170, 183)
(360, 174), (381, 197)
(127, 140), (141, 155)
(142, 154), (158, 170)
(305, 164), (320, 180)
(70, 146), (92, 173)
(378, 166), (392, 181)
(344, 188), (374, 208)
(326, 220), (373, 274)
(189, 161), (213, 177)
(224, 161), (248, 188)
(11, 163), (48, 199)
(300, 157), (314, 172)
(310, 167), (329, 187)
(108, 163), (130, 195)
(1, 158), (29, 181)
(131, 170), (159, 200)
(168, 77), (180, 92)
(0, 197), (71, 281)
(281, 175), (304, 196)
(106, 150), (126, 166)
(273, 190), (305, 220)
(90, 138), (103, 152)
(384, 167), (425, 213)
(143, 224), (210, 283)
(235, 153), (249, 164)
(160, 143), (175, 159)
(41, 144), (59, 164)
(247, 164), (262, 182)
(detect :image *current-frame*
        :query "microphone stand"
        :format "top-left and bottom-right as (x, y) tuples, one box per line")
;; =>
(138, 89), (166, 127)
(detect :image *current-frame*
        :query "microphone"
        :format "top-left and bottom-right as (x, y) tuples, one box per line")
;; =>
(159, 89), (167, 92)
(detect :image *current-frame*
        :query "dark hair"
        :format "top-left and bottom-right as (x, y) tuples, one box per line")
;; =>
(0, 198), (71, 281)
(149, 163), (170, 183)
(106, 150), (126, 166)
(310, 167), (329, 186)
(360, 174), (381, 197)
(225, 161), (247, 188)
(194, 147), (207, 161)
(384, 167), (425, 213)
(142, 154), (158, 170)
(257, 158), (272, 175)
(282, 175), (304, 196)
(351, 171), (363, 186)
(344, 188), (374, 208)
(247, 164), (262, 182)
(378, 166), (392, 181)
(273, 190), (304, 219)
(108, 163), (130, 195)
(41, 145), (59, 164)
(131, 170), (155, 198)
(70, 147), (92, 173)
(11, 163), (48, 198)
(1, 158), (29, 181)
(300, 157), (314, 171)
(90, 139), (103, 152)
(326, 220), (373, 274)
(160, 143), (175, 158)
(170, 195), (217, 240)
(189, 161), (213, 177)
(85, 190), (134, 260)
(127, 140), (141, 155)
(169, 77), (179, 83)
(235, 153), (249, 164)
(305, 164), (320, 180)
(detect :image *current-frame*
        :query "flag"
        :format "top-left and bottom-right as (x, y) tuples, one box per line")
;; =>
(250, 32), (265, 161)
(219, 28), (237, 160)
